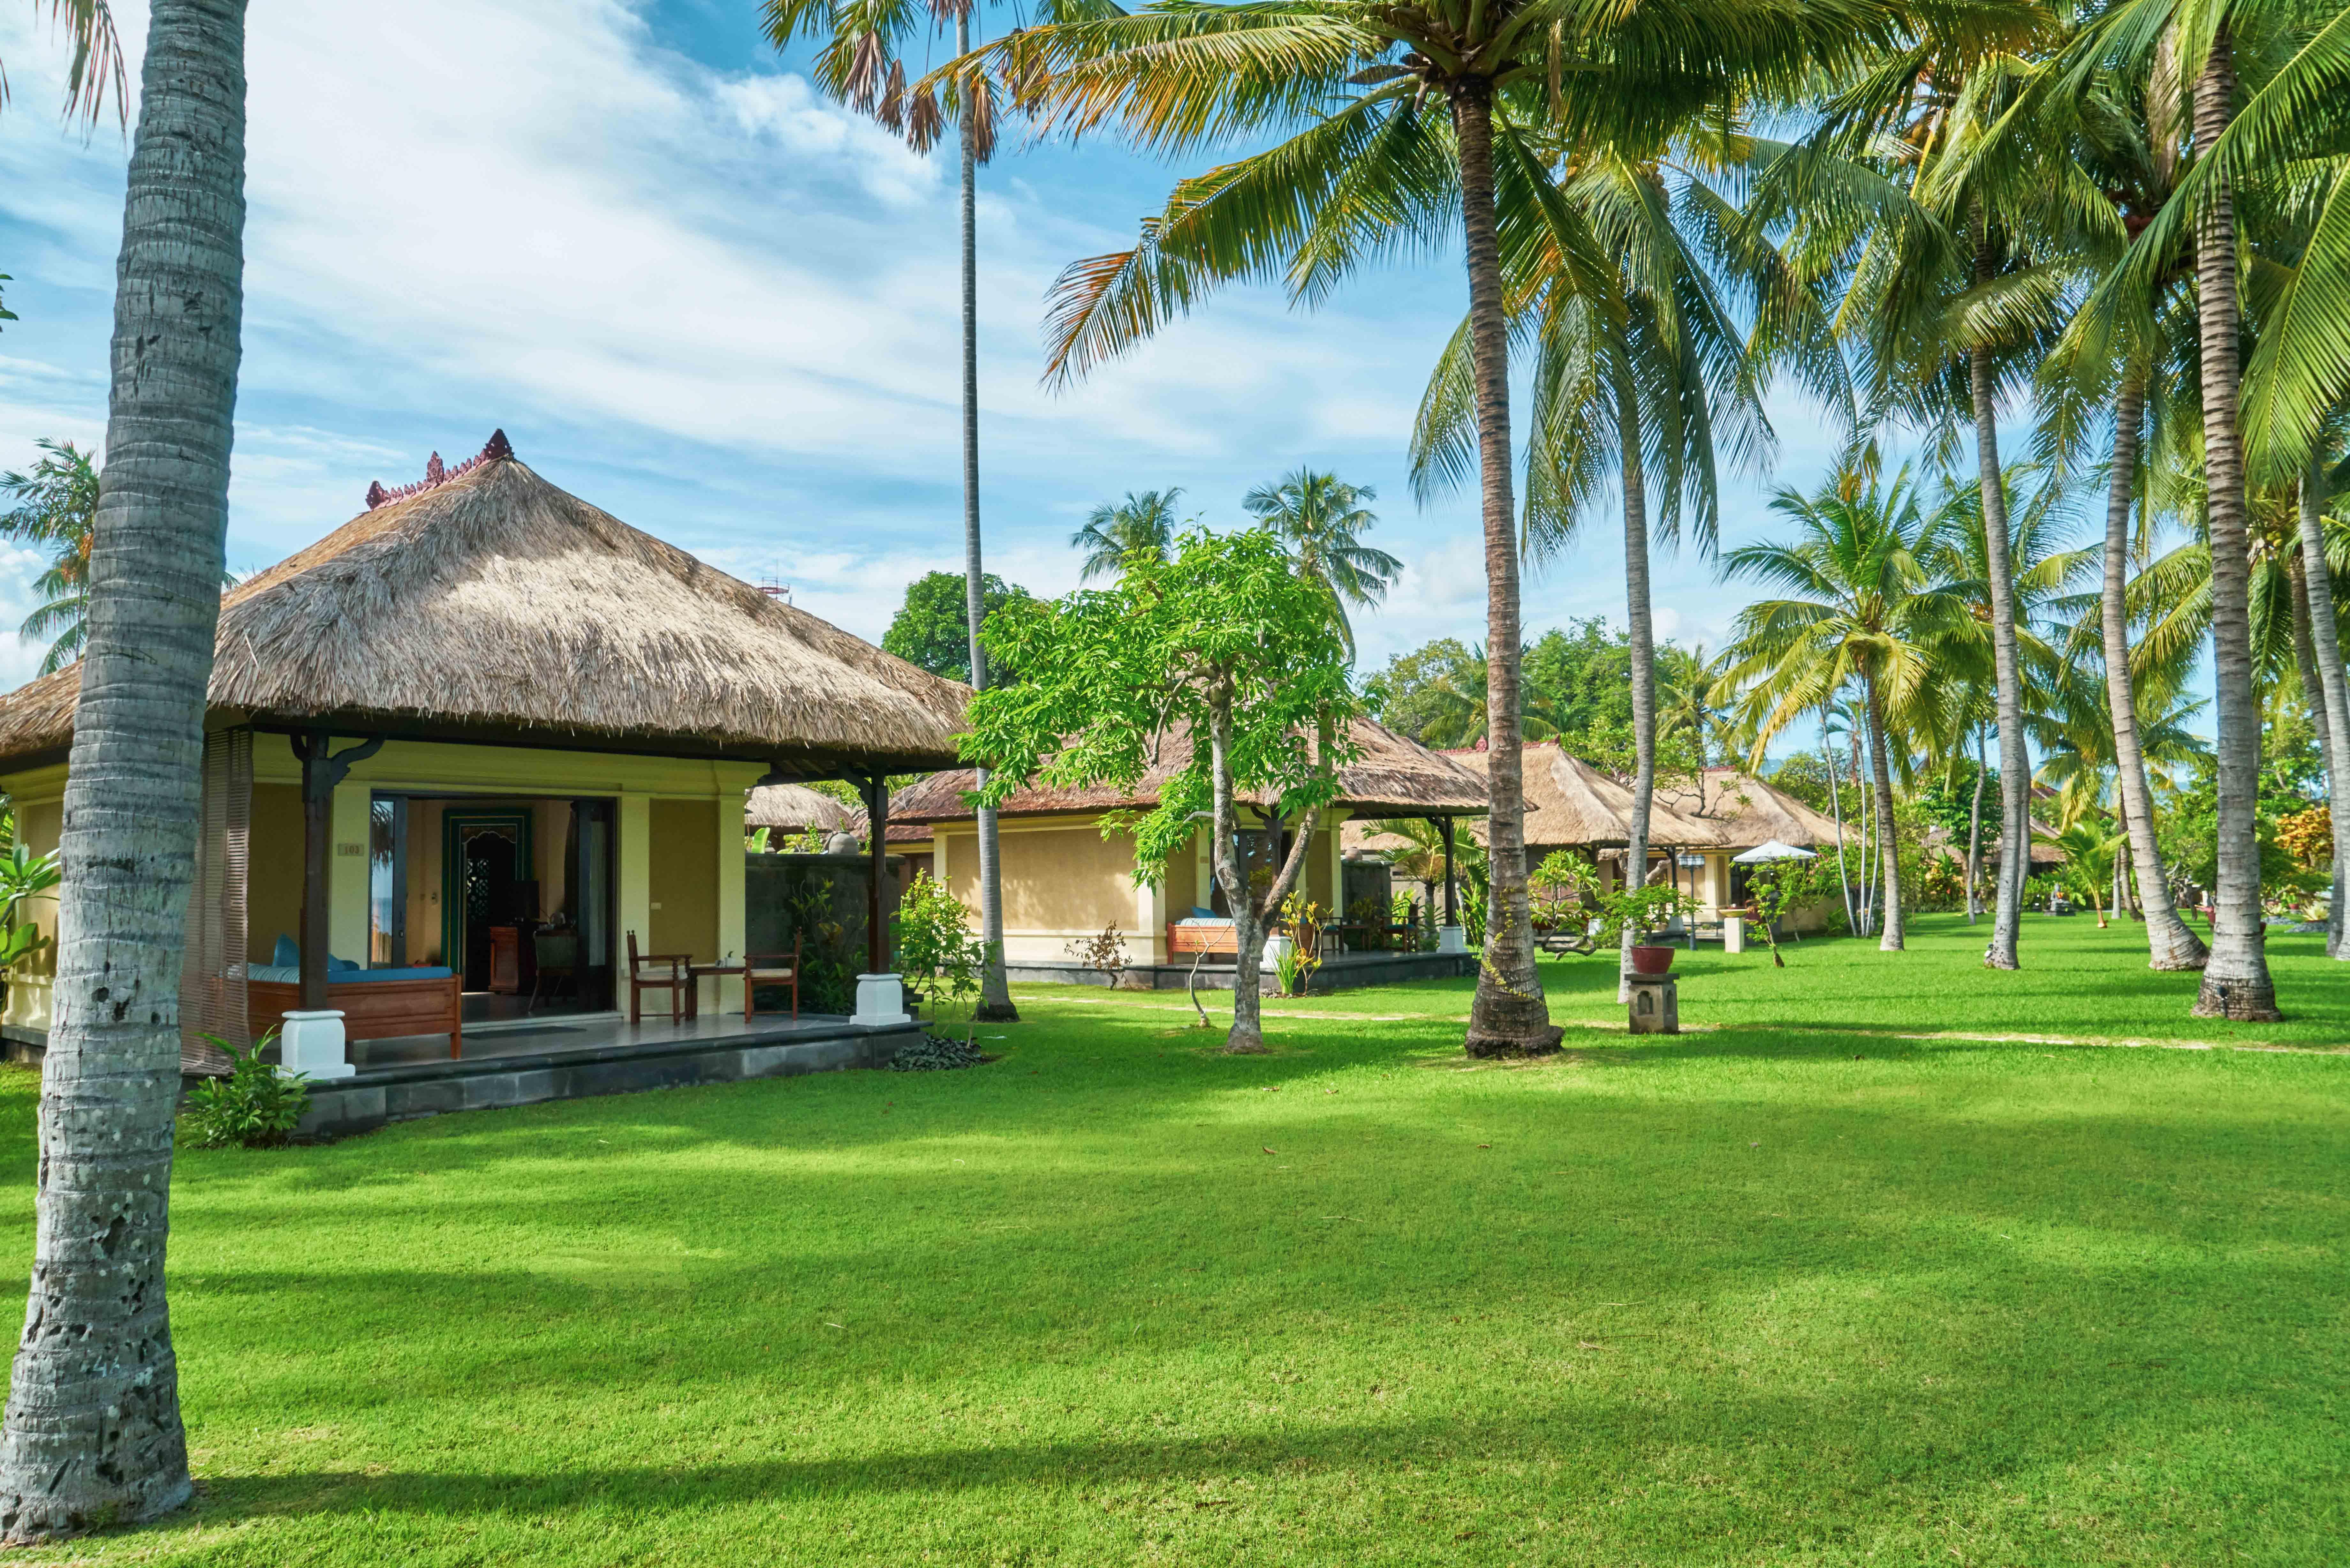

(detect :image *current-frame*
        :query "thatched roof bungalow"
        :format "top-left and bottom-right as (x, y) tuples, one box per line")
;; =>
(0, 434), (966, 1062)
(889, 717), (1486, 967)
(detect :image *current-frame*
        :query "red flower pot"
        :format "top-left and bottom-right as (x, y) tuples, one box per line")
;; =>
(1628, 945), (1676, 976)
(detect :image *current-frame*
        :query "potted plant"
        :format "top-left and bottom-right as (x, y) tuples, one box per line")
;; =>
(1600, 885), (1699, 974)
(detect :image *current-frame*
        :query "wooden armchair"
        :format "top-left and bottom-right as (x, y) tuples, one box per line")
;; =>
(744, 937), (800, 1021)
(626, 930), (693, 1023)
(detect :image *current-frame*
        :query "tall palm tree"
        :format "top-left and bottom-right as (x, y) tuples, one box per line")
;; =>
(935, 0), (1902, 1053)
(1411, 134), (1810, 997)
(0, 0), (244, 1537)
(0, 439), (99, 673)
(1243, 468), (1400, 654)
(1725, 466), (1974, 950)
(764, 0), (1116, 1023)
(1070, 488), (1182, 582)
(1755, 5), (2094, 969)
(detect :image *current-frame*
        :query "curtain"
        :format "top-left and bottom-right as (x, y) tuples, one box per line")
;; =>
(178, 724), (250, 1070)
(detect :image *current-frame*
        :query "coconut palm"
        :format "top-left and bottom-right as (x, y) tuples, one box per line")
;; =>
(1410, 130), (1815, 995)
(0, 0), (243, 1538)
(1725, 465), (1975, 950)
(2061, 0), (2310, 1017)
(0, 439), (98, 673)
(1070, 488), (1182, 583)
(929, 0), (1905, 1053)
(1243, 468), (1399, 654)
(2051, 816), (2127, 925)
(763, 0), (1120, 1023)
(1754, 5), (2097, 971)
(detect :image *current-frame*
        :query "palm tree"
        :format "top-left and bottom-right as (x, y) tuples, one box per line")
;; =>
(764, 0), (1112, 1023)
(1070, 488), (1182, 583)
(1410, 133), (1809, 998)
(0, 0), (243, 1538)
(1725, 466), (1974, 950)
(0, 439), (99, 673)
(2051, 816), (2126, 926)
(1243, 468), (1400, 654)
(1754, 6), (2098, 970)
(944, 0), (1898, 1056)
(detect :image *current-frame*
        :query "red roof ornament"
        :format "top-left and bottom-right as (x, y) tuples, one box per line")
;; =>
(364, 430), (519, 509)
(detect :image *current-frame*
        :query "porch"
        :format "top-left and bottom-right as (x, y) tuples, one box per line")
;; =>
(273, 1008), (924, 1139)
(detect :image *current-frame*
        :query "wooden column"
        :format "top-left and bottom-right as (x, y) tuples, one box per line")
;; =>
(1437, 815), (1459, 926)
(865, 774), (890, 975)
(293, 731), (383, 1010)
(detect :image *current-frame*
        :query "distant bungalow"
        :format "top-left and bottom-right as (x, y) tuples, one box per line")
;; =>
(887, 718), (1488, 989)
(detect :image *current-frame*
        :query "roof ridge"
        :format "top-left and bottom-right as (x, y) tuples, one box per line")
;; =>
(364, 429), (513, 510)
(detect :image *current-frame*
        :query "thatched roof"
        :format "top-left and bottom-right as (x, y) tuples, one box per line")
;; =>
(888, 716), (1487, 824)
(1657, 768), (1849, 851)
(0, 436), (971, 775)
(1445, 743), (1732, 849)
(746, 783), (857, 833)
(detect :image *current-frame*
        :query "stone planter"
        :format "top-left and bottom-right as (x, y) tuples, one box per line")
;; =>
(1628, 944), (1676, 977)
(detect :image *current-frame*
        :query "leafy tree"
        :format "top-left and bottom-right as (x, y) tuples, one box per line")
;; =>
(1361, 637), (1478, 743)
(880, 570), (1033, 684)
(1522, 619), (1637, 738)
(1243, 468), (1399, 655)
(0, 0), (241, 1537)
(966, 527), (1356, 1053)
(1070, 488), (1182, 583)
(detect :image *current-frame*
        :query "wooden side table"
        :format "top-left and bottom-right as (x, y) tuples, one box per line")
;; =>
(688, 961), (747, 1020)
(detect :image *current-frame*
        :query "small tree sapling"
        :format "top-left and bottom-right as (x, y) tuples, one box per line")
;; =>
(965, 527), (1356, 1052)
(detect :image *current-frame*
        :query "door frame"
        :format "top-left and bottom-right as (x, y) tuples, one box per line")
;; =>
(441, 809), (534, 984)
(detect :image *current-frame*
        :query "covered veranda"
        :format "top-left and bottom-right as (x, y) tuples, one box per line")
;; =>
(0, 435), (966, 1125)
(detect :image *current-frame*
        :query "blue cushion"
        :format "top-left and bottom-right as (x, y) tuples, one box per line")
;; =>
(337, 966), (454, 983)
(330, 955), (359, 972)
(272, 933), (299, 968)
(1190, 906), (1216, 919)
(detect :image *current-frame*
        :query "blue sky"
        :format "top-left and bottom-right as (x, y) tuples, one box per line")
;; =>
(0, 1), (1863, 701)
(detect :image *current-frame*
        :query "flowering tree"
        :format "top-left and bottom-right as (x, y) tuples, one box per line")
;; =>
(965, 527), (1355, 1052)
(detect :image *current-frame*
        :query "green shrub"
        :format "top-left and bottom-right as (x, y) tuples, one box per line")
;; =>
(181, 1032), (308, 1149)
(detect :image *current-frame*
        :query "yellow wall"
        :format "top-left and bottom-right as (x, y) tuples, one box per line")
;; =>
(247, 783), (304, 964)
(931, 809), (1342, 964)
(649, 797), (718, 963)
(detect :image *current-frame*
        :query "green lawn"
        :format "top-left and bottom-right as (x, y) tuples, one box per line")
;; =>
(5, 912), (2344, 1564)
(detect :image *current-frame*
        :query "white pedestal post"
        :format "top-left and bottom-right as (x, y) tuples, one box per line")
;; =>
(852, 973), (910, 1026)
(1436, 925), (1468, 954)
(278, 1009), (355, 1080)
(1723, 915), (1745, 955)
(1259, 934), (1294, 972)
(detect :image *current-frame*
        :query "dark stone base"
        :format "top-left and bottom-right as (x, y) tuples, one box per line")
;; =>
(1007, 952), (1476, 994)
(293, 1019), (921, 1138)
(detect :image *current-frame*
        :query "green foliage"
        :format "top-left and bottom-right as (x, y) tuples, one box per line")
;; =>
(179, 1033), (307, 1149)
(1344, 894), (1393, 952)
(0, 437), (100, 675)
(1529, 851), (1597, 932)
(1070, 489), (1183, 584)
(968, 526), (1356, 904)
(1243, 469), (1398, 655)
(1364, 619), (1646, 749)
(1599, 885), (1701, 945)
(0, 843), (58, 974)
(890, 871), (990, 1043)
(1765, 752), (1840, 812)
(881, 571), (1034, 685)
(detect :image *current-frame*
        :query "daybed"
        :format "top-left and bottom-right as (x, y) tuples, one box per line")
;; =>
(244, 952), (463, 1059)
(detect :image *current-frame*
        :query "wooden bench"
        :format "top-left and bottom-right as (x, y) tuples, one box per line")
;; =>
(1167, 920), (1238, 958)
(248, 973), (465, 1060)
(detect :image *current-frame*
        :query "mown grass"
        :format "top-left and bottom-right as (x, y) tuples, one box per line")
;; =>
(3, 912), (2342, 1564)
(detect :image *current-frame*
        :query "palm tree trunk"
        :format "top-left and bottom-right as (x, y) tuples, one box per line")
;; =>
(2101, 366), (2207, 969)
(956, 11), (1016, 1023)
(1966, 723), (1987, 922)
(1823, 713), (1858, 934)
(1969, 327), (2028, 970)
(1867, 676), (1904, 949)
(2295, 461), (2350, 959)
(1618, 382), (1655, 1003)
(0, 0), (245, 1537)
(1452, 81), (1557, 1057)
(1855, 725), (1875, 933)
(2190, 27), (2282, 1020)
